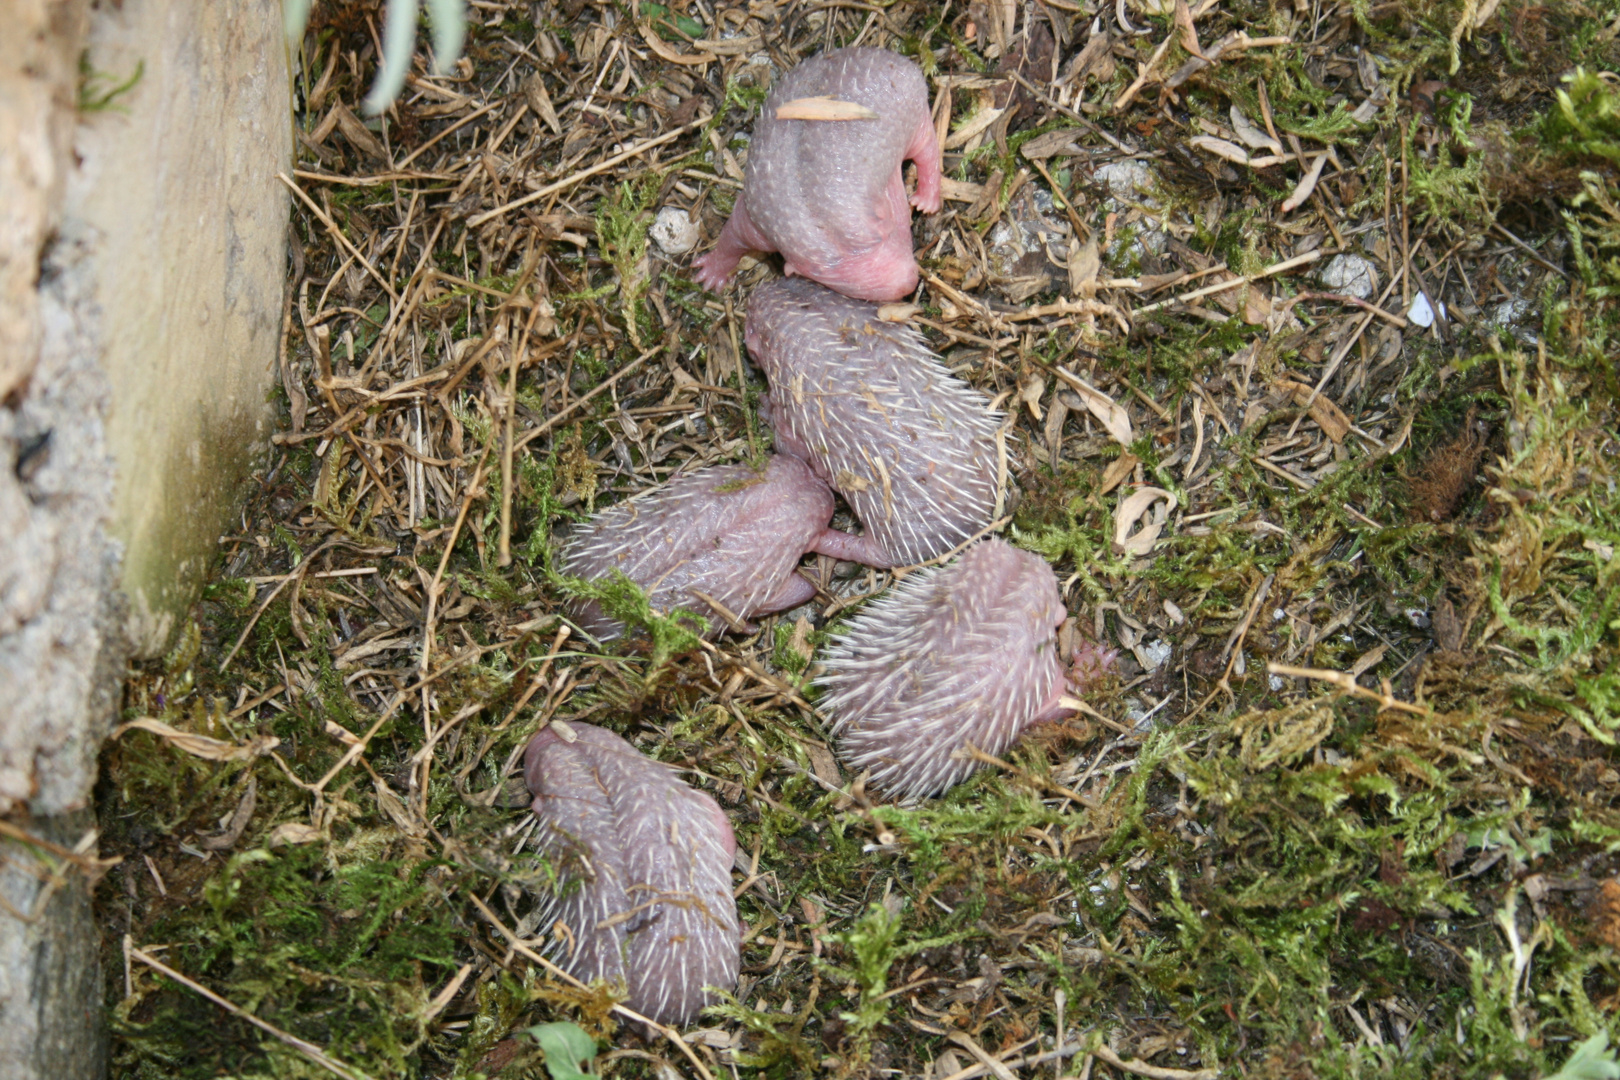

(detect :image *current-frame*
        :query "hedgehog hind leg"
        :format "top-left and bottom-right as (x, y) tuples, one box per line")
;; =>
(905, 115), (943, 213)
(809, 527), (895, 568)
(751, 569), (817, 617)
(692, 200), (772, 291)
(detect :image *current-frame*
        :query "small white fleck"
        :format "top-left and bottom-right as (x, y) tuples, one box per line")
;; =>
(1407, 291), (1445, 328)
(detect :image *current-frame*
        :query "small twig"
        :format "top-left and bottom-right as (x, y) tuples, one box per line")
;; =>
(421, 444), (493, 678)
(277, 174), (400, 303)
(238, 567), (377, 585)
(1267, 662), (1431, 716)
(394, 101), (500, 169)
(1285, 291), (1408, 328)
(1490, 221), (1568, 279)
(219, 537), (341, 672)
(309, 651), (483, 794)
(493, 625), (572, 733)
(0, 820), (120, 883)
(1112, 34), (1174, 113)
(1220, 573), (1274, 668)
(959, 745), (1098, 808)
(1251, 454), (1314, 490)
(501, 296), (548, 567)
(1004, 69), (1133, 154)
(514, 342), (662, 452)
(469, 116), (710, 227)
(128, 946), (375, 1080)
(1134, 249), (1323, 315)
(1091, 1042), (1218, 1080)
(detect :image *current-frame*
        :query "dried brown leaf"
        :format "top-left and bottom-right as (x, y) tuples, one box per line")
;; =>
(1230, 105), (1282, 154)
(1100, 451), (1139, 495)
(523, 73), (562, 135)
(1280, 153), (1329, 213)
(1114, 486), (1177, 556)
(1275, 377), (1351, 443)
(1069, 235), (1101, 295)
(1056, 369), (1133, 446)
(1189, 135), (1252, 165)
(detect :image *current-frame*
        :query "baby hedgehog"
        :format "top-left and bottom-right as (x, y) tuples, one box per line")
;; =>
(817, 538), (1109, 802)
(524, 722), (740, 1026)
(692, 46), (942, 302)
(746, 277), (1001, 568)
(561, 453), (888, 639)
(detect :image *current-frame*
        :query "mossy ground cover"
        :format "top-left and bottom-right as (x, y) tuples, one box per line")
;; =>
(98, 1), (1620, 1077)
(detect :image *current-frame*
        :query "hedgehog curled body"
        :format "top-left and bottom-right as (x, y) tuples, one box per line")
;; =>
(523, 722), (740, 1025)
(691, 46), (942, 302)
(746, 278), (1002, 568)
(560, 453), (889, 640)
(817, 538), (1111, 802)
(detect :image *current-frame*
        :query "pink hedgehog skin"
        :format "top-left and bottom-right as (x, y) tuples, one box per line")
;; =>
(691, 47), (942, 302)
(817, 538), (1106, 803)
(562, 454), (889, 639)
(746, 277), (1001, 567)
(524, 722), (740, 1026)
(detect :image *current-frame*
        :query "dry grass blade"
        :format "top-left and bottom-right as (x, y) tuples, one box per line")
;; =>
(1266, 662), (1432, 716)
(775, 96), (879, 120)
(113, 719), (280, 762)
(127, 945), (376, 1080)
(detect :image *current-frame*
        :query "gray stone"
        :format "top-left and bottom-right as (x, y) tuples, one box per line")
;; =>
(1317, 253), (1378, 300)
(0, 812), (107, 1080)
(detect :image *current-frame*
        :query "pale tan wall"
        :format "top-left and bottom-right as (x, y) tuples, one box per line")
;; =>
(0, 3), (292, 1073)
(71, 0), (292, 655)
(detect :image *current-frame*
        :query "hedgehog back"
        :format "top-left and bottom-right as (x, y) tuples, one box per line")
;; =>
(817, 539), (1067, 801)
(745, 47), (931, 273)
(746, 277), (1001, 566)
(561, 455), (835, 637)
(525, 723), (740, 1025)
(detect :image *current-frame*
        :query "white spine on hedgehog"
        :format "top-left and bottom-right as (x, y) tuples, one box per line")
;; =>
(561, 466), (792, 637)
(525, 726), (740, 1024)
(815, 543), (1064, 802)
(755, 283), (1002, 567)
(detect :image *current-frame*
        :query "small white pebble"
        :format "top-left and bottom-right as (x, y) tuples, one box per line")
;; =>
(650, 206), (700, 256)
